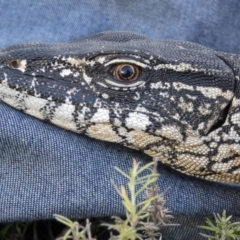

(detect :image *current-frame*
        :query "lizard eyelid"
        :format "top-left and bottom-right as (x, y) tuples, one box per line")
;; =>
(104, 58), (149, 69)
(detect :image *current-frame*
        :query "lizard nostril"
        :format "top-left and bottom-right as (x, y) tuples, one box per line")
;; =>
(9, 60), (21, 68)
(8, 59), (27, 72)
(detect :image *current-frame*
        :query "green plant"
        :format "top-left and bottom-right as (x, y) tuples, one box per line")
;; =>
(103, 158), (177, 240)
(54, 158), (177, 240)
(54, 215), (93, 240)
(199, 210), (240, 240)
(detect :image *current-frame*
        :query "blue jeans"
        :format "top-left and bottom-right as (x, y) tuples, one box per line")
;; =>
(1, 1), (240, 239)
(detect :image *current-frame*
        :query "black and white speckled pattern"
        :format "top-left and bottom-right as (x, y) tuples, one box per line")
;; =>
(0, 31), (240, 183)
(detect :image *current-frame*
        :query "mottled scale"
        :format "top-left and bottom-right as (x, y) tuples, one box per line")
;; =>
(0, 31), (240, 183)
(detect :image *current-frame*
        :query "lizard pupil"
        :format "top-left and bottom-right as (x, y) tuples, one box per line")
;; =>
(119, 65), (134, 79)
(114, 64), (139, 81)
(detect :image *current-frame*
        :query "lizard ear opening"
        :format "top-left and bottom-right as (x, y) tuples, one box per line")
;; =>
(208, 101), (231, 133)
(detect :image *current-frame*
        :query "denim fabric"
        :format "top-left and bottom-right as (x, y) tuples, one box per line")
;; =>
(1, 0), (240, 239)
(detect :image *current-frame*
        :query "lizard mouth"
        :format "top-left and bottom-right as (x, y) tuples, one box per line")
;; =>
(0, 68), (233, 144)
(207, 100), (232, 134)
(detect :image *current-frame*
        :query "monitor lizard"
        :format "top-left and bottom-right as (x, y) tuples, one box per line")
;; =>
(0, 31), (239, 183)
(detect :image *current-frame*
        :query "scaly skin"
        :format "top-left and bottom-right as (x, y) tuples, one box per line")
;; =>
(0, 31), (240, 183)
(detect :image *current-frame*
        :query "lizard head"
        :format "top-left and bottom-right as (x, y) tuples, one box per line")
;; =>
(0, 31), (239, 182)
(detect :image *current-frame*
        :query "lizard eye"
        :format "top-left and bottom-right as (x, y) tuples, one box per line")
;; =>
(102, 58), (151, 88)
(113, 64), (140, 81)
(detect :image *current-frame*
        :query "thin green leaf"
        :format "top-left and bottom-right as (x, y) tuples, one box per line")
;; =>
(136, 177), (158, 196)
(199, 225), (219, 232)
(115, 167), (131, 180)
(122, 201), (135, 214)
(63, 229), (72, 240)
(54, 214), (73, 229)
(135, 162), (154, 175)
(136, 196), (157, 208)
(135, 173), (159, 185)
